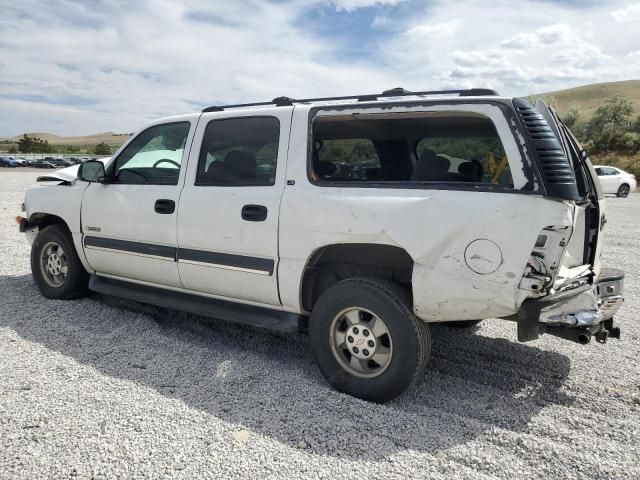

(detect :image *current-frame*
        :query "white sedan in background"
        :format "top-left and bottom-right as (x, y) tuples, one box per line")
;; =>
(594, 165), (637, 197)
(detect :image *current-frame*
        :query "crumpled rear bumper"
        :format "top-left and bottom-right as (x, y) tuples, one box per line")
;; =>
(517, 268), (624, 344)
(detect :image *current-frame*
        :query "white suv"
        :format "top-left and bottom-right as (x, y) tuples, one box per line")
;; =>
(18, 88), (625, 402)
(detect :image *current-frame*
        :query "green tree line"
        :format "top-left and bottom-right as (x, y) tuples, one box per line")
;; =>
(9, 134), (116, 155)
(560, 96), (640, 154)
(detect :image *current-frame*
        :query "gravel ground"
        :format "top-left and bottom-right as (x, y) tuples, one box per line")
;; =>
(1, 170), (639, 479)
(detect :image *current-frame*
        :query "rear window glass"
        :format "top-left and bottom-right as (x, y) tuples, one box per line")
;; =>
(311, 113), (513, 187)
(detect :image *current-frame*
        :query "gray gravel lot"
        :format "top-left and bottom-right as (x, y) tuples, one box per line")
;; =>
(1, 170), (639, 479)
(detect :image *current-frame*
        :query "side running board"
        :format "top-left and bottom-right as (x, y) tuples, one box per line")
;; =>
(89, 275), (304, 334)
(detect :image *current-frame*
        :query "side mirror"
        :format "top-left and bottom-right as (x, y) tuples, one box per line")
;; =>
(78, 160), (106, 183)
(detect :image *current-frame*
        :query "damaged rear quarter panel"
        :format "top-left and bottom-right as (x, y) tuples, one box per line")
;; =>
(278, 103), (574, 320)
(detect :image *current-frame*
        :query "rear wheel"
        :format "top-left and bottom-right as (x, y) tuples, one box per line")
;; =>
(616, 184), (630, 198)
(309, 277), (430, 402)
(31, 224), (89, 299)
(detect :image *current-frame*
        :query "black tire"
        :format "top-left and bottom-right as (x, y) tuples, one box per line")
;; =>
(445, 320), (483, 329)
(31, 224), (89, 299)
(616, 184), (630, 198)
(309, 277), (431, 403)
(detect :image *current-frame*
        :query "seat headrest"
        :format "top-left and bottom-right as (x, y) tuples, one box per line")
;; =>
(224, 150), (256, 173)
(419, 149), (438, 163)
(458, 159), (483, 179)
(315, 161), (337, 177)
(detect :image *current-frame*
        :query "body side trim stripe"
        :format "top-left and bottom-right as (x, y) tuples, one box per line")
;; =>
(178, 248), (274, 275)
(83, 236), (274, 275)
(84, 236), (177, 259)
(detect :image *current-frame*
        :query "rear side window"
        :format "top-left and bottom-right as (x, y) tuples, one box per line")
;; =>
(316, 139), (381, 181)
(311, 113), (513, 187)
(416, 136), (511, 186)
(196, 117), (280, 186)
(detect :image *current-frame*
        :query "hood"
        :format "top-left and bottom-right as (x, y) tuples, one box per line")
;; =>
(37, 157), (111, 183)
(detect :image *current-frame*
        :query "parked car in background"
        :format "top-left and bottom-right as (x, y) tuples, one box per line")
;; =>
(594, 166), (637, 197)
(0, 157), (18, 167)
(41, 157), (67, 167)
(31, 159), (57, 169)
(12, 158), (29, 166)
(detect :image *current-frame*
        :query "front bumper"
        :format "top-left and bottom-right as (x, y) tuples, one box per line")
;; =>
(517, 268), (624, 344)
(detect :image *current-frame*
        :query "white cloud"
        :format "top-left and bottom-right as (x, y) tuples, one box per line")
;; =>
(502, 24), (574, 49)
(0, 0), (397, 135)
(1, 0), (639, 136)
(611, 3), (640, 23)
(380, 0), (640, 95)
(330, 0), (406, 12)
(404, 21), (463, 40)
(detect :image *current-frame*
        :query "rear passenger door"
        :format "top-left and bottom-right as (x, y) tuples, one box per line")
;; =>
(177, 109), (293, 306)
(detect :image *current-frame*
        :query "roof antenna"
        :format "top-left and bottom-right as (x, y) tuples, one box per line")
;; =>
(272, 96), (295, 106)
(381, 87), (412, 96)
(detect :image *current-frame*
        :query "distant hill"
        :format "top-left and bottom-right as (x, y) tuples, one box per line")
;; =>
(0, 132), (131, 146)
(532, 79), (640, 118)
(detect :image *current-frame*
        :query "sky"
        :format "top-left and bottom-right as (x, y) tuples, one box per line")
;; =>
(1, 0), (640, 136)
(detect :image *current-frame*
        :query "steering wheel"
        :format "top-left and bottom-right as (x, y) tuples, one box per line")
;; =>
(153, 159), (180, 168)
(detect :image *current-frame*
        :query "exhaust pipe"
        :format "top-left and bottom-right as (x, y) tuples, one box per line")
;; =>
(543, 325), (597, 344)
(576, 331), (592, 344)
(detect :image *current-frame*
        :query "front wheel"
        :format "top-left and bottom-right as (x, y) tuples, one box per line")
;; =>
(309, 277), (431, 403)
(616, 184), (630, 198)
(31, 224), (89, 299)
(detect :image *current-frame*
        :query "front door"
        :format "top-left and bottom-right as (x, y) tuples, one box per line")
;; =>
(81, 119), (196, 287)
(176, 109), (293, 306)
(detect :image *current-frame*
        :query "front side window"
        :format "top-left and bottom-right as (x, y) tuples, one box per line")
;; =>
(311, 112), (513, 187)
(196, 117), (280, 186)
(113, 122), (190, 185)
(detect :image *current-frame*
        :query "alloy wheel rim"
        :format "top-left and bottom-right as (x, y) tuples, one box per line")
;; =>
(40, 241), (68, 288)
(329, 307), (393, 378)
(620, 185), (630, 197)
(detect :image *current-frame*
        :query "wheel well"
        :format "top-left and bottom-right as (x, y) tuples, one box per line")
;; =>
(29, 213), (70, 234)
(300, 243), (413, 311)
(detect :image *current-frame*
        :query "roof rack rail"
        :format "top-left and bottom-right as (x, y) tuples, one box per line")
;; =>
(201, 87), (499, 113)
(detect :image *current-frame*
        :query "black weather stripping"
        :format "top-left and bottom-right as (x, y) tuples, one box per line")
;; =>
(178, 248), (274, 275)
(84, 236), (176, 259)
(513, 98), (579, 201)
